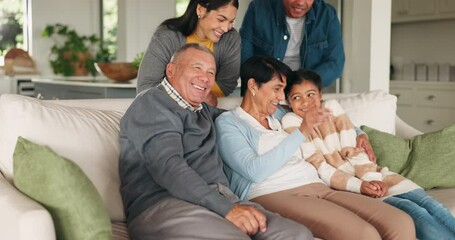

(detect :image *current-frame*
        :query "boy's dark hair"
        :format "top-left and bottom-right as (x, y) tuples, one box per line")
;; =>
(161, 0), (239, 36)
(240, 56), (292, 96)
(284, 69), (322, 97)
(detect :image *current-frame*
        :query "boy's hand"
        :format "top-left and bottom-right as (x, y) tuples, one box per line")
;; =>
(360, 181), (388, 198)
(299, 107), (331, 133)
(341, 147), (356, 160)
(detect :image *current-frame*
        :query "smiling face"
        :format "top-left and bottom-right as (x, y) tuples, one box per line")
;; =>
(195, 4), (237, 42)
(250, 75), (287, 116)
(283, 0), (314, 18)
(166, 47), (216, 107)
(288, 80), (322, 119)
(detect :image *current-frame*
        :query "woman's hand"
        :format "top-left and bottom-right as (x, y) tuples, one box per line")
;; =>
(360, 181), (388, 198)
(356, 134), (376, 163)
(204, 92), (218, 107)
(299, 107), (331, 134)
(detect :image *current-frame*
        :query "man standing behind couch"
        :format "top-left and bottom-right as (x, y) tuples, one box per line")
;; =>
(118, 43), (313, 240)
(240, 0), (344, 93)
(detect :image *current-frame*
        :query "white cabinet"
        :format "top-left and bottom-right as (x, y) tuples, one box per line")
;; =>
(32, 77), (136, 100)
(439, 0), (455, 14)
(392, 0), (455, 23)
(0, 76), (35, 96)
(390, 81), (455, 133)
(0, 76), (12, 95)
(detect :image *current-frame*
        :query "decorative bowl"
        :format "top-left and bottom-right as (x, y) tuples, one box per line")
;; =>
(94, 62), (138, 82)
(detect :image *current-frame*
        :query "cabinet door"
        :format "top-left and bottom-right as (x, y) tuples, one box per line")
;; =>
(398, 106), (455, 133)
(392, 0), (437, 22)
(408, 0), (436, 16)
(0, 77), (12, 95)
(439, 0), (455, 14)
(34, 84), (66, 100)
(66, 87), (104, 99)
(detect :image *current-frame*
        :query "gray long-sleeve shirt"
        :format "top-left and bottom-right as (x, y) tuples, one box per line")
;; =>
(119, 86), (234, 223)
(136, 25), (241, 96)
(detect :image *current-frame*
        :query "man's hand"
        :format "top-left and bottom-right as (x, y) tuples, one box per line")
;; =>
(356, 134), (376, 163)
(360, 181), (388, 198)
(225, 204), (267, 235)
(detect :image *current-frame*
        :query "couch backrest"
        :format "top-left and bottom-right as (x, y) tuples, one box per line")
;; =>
(0, 94), (129, 221)
(0, 89), (397, 222)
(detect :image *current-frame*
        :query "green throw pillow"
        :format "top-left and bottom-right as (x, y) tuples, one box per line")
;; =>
(361, 124), (455, 190)
(13, 137), (112, 240)
(360, 126), (411, 173)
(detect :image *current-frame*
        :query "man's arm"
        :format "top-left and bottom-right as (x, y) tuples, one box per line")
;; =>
(312, 9), (345, 88)
(356, 134), (376, 163)
(239, 2), (256, 64)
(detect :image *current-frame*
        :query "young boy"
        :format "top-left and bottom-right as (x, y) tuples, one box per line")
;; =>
(281, 69), (455, 240)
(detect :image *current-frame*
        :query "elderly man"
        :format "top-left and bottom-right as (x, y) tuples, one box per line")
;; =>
(240, 0), (344, 93)
(119, 43), (313, 240)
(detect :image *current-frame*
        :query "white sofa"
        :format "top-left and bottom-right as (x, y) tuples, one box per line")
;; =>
(0, 90), (454, 240)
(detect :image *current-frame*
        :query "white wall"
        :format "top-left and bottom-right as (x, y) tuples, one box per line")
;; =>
(235, 0), (251, 30)
(117, 0), (175, 61)
(391, 19), (455, 79)
(28, 0), (391, 92)
(29, 0), (175, 75)
(29, 0), (99, 76)
(31, 0), (251, 74)
(342, 0), (391, 93)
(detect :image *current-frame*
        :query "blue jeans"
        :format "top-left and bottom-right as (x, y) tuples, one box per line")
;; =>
(384, 189), (455, 240)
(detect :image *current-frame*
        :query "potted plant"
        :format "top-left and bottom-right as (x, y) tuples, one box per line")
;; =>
(42, 23), (112, 76)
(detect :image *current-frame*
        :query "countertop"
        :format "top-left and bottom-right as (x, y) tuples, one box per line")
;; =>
(31, 76), (137, 88)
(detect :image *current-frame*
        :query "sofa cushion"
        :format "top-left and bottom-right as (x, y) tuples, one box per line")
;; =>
(13, 137), (112, 240)
(0, 173), (55, 240)
(0, 94), (127, 221)
(361, 124), (455, 190)
(331, 90), (397, 135)
(360, 126), (411, 173)
(220, 90), (398, 135)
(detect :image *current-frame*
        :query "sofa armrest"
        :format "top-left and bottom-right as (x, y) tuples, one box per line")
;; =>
(0, 174), (56, 240)
(395, 115), (422, 139)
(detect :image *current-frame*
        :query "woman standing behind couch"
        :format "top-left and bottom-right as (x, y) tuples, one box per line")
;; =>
(215, 55), (416, 240)
(137, 0), (240, 106)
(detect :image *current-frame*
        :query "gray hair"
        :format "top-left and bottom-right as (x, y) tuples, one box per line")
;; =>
(170, 43), (214, 64)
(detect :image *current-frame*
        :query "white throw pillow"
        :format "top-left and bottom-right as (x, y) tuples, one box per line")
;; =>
(218, 90), (397, 134)
(329, 90), (397, 134)
(0, 94), (130, 222)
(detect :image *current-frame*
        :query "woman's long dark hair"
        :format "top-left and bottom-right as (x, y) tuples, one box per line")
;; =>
(161, 0), (239, 36)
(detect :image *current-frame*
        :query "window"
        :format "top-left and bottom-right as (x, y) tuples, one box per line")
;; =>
(0, 0), (26, 65)
(100, 0), (118, 61)
(176, 0), (190, 17)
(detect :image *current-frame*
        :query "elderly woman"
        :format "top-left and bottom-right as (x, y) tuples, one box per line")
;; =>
(215, 55), (416, 240)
